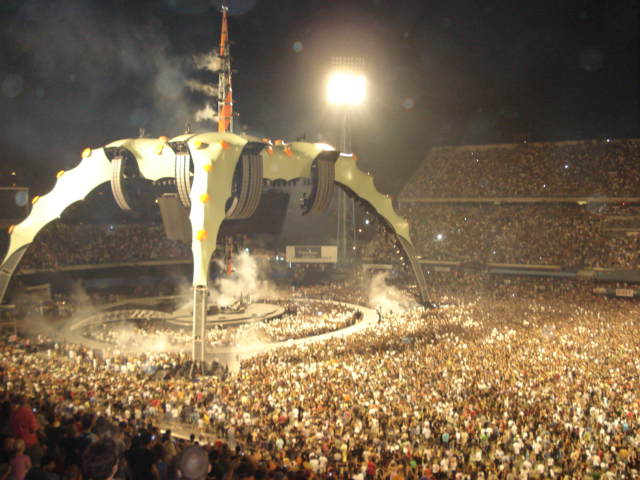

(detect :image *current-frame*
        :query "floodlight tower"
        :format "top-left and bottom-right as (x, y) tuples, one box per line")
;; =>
(327, 56), (366, 262)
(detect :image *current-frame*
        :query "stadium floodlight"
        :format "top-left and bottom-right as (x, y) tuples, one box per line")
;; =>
(327, 72), (366, 106)
(328, 56), (366, 264)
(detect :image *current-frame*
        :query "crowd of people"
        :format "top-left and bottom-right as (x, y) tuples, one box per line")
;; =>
(400, 139), (640, 198)
(1, 276), (640, 479)
(262, 301), (358, 342)
(397, 203), (640, 268)
(9, 224), (191, 271)
(2, 136), (640, 479)
(385, 138), (640, 269)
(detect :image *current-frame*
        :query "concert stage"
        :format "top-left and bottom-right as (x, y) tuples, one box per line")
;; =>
(58, 295), (377, 368)
(167, 302), (284, 327)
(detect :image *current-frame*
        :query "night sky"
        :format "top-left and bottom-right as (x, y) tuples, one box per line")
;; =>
(0, 0), (638, 195)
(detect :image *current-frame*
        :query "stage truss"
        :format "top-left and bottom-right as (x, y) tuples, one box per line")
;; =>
(0, 132), (429, 360)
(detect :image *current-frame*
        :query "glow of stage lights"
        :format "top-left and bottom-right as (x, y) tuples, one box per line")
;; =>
(327, 72), (366, 106)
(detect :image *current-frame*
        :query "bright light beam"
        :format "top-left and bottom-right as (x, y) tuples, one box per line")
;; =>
(327, 72), (366, 106)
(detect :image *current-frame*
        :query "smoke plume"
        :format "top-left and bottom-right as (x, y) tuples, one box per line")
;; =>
(187, 80), (218, 97)
(109, 322), (180, 353)
(210, 251), (278, 306)
(193, 51), (221, 72)
(368, 272), (416, 313)
(195, 103), (218, 123)
(71, 280), (93, 309)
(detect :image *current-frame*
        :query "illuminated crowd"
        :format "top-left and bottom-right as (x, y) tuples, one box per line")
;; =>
(2, 137), (640, 479)
(390, 138), (640, 269)
(398, 203), (640, 268)
(2, 276), (640, 479)
(401, 138), (640, 198)
(16, 223), (191, 271)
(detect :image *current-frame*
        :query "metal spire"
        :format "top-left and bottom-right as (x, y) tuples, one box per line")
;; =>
(217, 1), (233, 133)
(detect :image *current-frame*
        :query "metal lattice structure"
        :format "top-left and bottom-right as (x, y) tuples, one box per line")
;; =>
(0, 132), (429, 361)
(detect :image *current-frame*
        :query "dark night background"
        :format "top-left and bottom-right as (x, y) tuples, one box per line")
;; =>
(0, 0), (638, 197)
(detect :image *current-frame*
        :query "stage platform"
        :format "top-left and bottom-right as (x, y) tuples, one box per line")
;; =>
(58, 296), (378, 369)
(167, 302), (284, 327)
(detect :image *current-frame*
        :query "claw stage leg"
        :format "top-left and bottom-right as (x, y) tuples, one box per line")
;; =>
(192, 285), (208, 367)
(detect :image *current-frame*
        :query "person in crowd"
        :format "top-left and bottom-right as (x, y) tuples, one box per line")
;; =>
(9, 399), (38, 456)
(177, 446), (210, 480)
(81, 440), (118, 480)
(9, 440), (30, 480)
(60, 465), (81, 480)
(0, 439), (15, 466)
(24, 454), (59, 480)
(125, 433), (159, 480)
(151, 444), (168, 480)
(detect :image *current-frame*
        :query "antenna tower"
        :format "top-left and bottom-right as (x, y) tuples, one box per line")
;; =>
(217, 2), (233, 133)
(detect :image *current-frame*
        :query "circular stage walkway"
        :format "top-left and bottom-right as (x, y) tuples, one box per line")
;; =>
(206, 299), (378, 367)
(167, 303), (285, 328)
(59, 297), (377, 368)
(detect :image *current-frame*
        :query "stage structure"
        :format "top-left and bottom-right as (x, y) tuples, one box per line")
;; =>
(0, 5), (430, 364)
